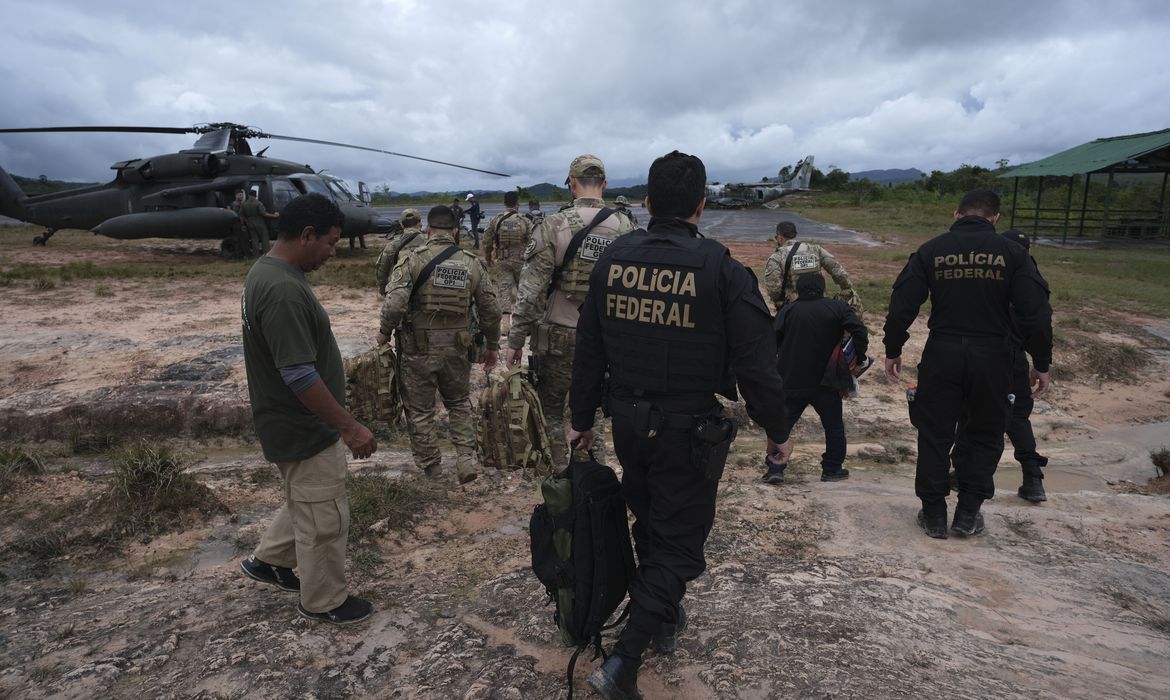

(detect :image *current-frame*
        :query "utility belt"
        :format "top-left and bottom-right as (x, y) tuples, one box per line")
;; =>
(607, 398), (737, 482)
(929, 332), (1008, 348)
(400, 326), (472, 354)
(530, 323), (575, 356)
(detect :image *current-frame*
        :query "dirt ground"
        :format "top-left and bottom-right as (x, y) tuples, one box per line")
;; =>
(2, 226), (1170, 699)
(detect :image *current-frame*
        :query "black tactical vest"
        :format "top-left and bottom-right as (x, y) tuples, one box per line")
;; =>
(598, 228), (730, 397)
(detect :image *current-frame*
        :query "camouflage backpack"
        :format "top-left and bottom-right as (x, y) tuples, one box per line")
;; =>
(477, 367), (552, 476)
(343, 344), (402, 425)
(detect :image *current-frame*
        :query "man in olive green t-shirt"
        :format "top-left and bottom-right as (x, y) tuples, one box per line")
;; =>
(239, 193), (378, 626)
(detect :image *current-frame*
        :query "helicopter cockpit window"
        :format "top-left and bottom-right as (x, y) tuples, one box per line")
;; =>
(325, 178), (358, 202)
(296, 177), (332, 197)
(271, 180), (301, 210)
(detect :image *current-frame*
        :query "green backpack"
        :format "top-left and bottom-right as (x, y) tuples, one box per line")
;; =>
(476, 367), (552, 475)
(343, 344), (402, 425)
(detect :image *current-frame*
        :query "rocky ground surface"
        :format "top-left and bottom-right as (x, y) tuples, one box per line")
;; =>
(2, 225), (1169, 699)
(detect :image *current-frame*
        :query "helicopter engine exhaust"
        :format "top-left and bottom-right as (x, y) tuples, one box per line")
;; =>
(92, 207), (240, 240)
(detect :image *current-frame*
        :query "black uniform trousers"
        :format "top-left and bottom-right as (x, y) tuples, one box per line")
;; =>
(953, 350), (1047, 479)
(912, 333), (1012, 516)
(611, 417), (719, 664)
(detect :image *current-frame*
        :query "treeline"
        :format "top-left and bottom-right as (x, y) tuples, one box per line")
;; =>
(11, 174), (99, 195)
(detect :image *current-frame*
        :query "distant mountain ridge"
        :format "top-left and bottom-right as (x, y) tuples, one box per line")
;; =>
(848, 168), (925, 185)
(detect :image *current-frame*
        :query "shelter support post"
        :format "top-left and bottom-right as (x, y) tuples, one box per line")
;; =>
(1077, 173), (1091, 239)
(1032, 176), (1045, 235)
(1062, 176), (1075, 246)
(1101, 171), (1115, 237)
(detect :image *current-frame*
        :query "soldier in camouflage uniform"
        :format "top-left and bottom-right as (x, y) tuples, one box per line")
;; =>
(505, 155), (634, 466)
(614, 194), (639, 226)
(378, 205), (501, 484)
(375, 208), (424, 295)
(524, 199), (545, 228)
(763, 221), (862, 312)
(483, 191), (533, 313)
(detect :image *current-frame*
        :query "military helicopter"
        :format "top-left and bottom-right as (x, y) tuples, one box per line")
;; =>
(0, 123), (509, 255)
(704, 155), (815, 208)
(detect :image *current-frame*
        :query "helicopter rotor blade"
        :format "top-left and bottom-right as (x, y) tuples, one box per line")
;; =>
(0, 126), (196, 135)
(261, 133), (511, 178)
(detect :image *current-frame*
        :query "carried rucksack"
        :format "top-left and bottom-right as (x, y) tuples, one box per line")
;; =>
(343, 344), (402, 425)
(529, 455), (636, 697)
(477, 367), (552, 475)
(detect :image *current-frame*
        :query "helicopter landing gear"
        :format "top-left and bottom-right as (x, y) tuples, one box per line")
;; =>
(33, 228), (58, 246)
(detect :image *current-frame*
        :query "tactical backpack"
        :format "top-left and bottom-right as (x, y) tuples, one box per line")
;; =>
(477, 367), (551, 475)
(529, 455), (636, 697)
(343, 344), (402, 425)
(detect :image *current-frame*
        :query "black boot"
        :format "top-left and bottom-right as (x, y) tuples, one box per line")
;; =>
(917, 509), (948, 539)
(951, 508), (985, 536)
(587, 655), (642, 700)
(1018, 476), (1047, 503)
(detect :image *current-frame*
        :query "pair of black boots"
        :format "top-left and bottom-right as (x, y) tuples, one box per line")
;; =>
(917, 507), (985, 539)
(586, 607), (687, 700)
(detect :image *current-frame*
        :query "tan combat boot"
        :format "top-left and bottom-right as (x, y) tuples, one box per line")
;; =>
(455, 452), (479, 485)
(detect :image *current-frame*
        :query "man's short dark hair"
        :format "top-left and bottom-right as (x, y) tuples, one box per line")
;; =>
(428, 205), (457, 229)
(647, 150), (706, 219)
(504, 191), (519, 207)
(279, 193), (344, 241)
(957, 189), (1001, 218)
(235, 188), (245, 195)
(775, 221), (798, 238)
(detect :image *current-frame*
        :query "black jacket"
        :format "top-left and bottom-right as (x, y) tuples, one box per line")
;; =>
(571, 217), (792, 443)
(882, 215), (1053, 372)
(775, 274), (868, 397)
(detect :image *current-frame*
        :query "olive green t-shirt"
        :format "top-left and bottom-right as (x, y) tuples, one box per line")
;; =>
(241, 256), (345, 462)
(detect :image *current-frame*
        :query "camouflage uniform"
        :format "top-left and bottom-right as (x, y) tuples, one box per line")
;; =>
(380, 230), (501, 482)
(375, 222), (424, 295)
(483, 207), (533, 313)
(614, 195), (640, 227)
(507, 197), (634, 466)
(764, 241), (862, 312)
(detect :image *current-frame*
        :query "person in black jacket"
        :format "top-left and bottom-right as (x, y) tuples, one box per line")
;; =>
(883, 190), (1052, 539)
(766, 273), (868, 484)
(463, 193), (482, 248)
(951, 229), (1052, 503)
(568, 150), (792, 700)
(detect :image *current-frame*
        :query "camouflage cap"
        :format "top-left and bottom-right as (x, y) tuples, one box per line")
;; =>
(565, 154), (606, 184)
(615, 195), (629, 205)
(400, 208), (421, 224)
(776, 221), (798, 238)
(1002, 229), (1031, 250)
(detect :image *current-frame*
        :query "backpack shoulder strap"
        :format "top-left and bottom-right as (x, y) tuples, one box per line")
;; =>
(411, 245), (461, 297)
(548, 207), (616, 297)
(779, 241), (802, 306)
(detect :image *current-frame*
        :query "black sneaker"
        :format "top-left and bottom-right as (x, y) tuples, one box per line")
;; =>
(652, 605), (687, 654)
(297, 596), (373, 625)
(1018, 476), (1047, 503)
(586, 655), (643, 700)
(951, 509), (986, 536)
(762, 459), (786, 485)
(240, 555), (300, 592)
(917, 509), (948, 539)
(820, 468), (850, 482)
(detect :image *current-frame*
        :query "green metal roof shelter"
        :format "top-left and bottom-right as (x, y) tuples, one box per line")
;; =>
(999, 129), (1170, 244)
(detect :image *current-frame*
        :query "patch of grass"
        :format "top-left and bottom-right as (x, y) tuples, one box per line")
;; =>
(247, 465), (280, 485)
(66, 573), (90, 596)
(31, 277), (56, 291)
(353, 547), (383, 575)
(1080, 340), (1147, 382)
(347, 473), (446, 540)
(1152, 447), (1170, 477)
(101, 441), (225, 536)
(93, 283), (113, 298)
(53, 622), (76, 641)
(67, 424), (122, 454)
(0, 445), (46, 491)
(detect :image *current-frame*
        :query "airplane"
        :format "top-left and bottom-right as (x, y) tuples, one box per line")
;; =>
(0, 123), (509, 256)
(704, 156), (815, 208)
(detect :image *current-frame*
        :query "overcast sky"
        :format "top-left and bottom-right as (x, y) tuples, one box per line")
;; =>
(1, 0), (1167, 193)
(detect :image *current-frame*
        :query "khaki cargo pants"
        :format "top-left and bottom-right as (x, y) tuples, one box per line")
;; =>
(254, 439), (349, 613)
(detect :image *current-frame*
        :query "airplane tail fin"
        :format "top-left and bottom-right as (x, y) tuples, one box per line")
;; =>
(0, 165), (29, 221)
(782, 156), (815, 190)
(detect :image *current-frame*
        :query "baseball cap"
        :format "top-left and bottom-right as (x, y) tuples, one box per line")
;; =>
(466, 192), (475, 201)
(400, 208), (420, 224)
(615, 195), (629, 205)
(565, 154), (606, 185)
(1002, 229), (1031, 250)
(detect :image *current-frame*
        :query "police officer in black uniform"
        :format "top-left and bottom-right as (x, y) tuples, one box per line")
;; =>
(568, 151), (792, 699)
(883, 190), (1052, 539)
(951, 229), (1053, 504)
